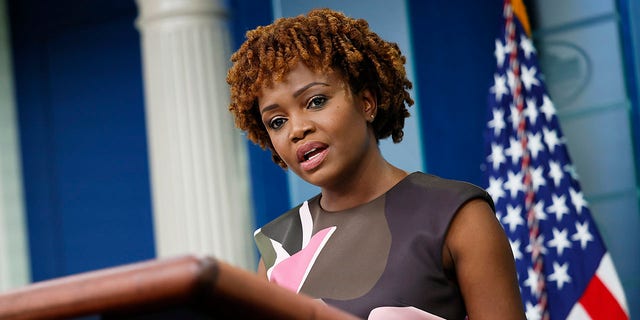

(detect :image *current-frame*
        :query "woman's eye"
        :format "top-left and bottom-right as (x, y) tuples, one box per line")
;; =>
(269, 117), (287, 130)
(307, 96), (327, 109)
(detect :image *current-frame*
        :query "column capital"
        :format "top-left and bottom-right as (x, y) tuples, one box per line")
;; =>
(135, 0), (227, 28)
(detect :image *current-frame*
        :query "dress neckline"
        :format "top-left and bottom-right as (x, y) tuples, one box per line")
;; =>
(315, 171), (420, 214)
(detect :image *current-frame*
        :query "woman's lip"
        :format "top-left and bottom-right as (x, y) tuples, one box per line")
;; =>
(296, 141), (329, 162)
(296, 141), (329, 171)
(300, 148), (328, 171)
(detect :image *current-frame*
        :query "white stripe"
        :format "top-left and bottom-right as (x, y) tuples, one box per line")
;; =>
(596, 253), (629, 313)
(296, 226), (336, 293)
(265, 238), (291, 281)
(566, 303), (590, 320)
(299, 201), (313, 248)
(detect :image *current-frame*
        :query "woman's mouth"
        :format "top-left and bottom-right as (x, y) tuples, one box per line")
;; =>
(297, 142), (329, 171)
(303, 148), (322, 161)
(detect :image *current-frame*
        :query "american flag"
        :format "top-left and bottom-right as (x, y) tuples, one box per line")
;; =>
(483, 0), (630, 319)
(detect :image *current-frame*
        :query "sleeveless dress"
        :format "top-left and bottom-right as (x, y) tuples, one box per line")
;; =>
(254, 172), (494, 319)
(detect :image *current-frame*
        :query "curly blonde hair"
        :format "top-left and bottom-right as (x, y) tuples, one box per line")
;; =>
(227, 8), (413, 167)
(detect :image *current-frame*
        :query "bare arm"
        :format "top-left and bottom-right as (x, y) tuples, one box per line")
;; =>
(443, 199), (526, 319)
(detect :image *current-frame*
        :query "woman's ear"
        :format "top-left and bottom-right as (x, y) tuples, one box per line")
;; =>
(360, 89), (378, 122)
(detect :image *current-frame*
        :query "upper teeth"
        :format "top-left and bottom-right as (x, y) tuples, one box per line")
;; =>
(304, 148), (317, 160)
(305, 148), (317, 157)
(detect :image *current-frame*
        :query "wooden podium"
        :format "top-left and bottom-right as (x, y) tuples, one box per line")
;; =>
(0, 255), (360, 319)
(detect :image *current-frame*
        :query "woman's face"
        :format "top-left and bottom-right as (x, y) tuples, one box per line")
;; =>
(257, 63), (378, 189)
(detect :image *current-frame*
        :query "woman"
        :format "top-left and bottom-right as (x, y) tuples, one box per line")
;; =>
(227, 8), (525, 320)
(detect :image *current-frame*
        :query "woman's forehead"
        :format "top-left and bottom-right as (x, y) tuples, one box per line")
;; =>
(262, 63), (341, 89)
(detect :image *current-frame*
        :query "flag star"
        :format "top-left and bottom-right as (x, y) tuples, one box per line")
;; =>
(547, 228), (572, 256)
(525, 301), (542, 320)
(527, 132), (544, 160)
(539, 95), (556, 122)
(526, 234), (548, 256)
(569, 188), (588, 214)
(548, 160), (564, 187)
(572, 221), (594, 249)
(564, 164), (580, 180)
(520, 34), (537, 59)
(524, 97), (539, 125)
(533, 200), (547, 221)
(505, 136), (524, 165)
(547, 262), (571, 290)
(488, 143), (507, 170)
(495, 38), (508, 67)
(523, 267), (542, 297)
(547, 193), (569, 222)
(488, 108), (506, 136)
(530, 166), (547, 192)
(502, 204), (524, 232)
(509, 238), (523, 260)
(543, 127), (562, 153)
(486, 176), (506, 203)
(521, 65), (541, 91)
(491, 74), (509, 102)
(504, 170), (525, 199)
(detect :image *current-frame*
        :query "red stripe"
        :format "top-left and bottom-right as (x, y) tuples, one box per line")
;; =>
(579, 276), (628, 320)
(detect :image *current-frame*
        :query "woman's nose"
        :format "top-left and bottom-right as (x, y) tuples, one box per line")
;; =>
(288, 116), (314, 143)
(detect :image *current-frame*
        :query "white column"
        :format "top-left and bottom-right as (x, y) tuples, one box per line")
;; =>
(0, 0), (30, 290)
(135, 0), (255, 269)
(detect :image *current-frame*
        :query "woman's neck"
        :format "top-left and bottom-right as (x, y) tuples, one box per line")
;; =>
(319, 157), (408, 212)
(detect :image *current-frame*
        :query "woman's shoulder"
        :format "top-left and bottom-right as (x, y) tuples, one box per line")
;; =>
(405, 171), (491, 195)
(391, 172), (495, 212)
